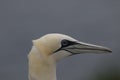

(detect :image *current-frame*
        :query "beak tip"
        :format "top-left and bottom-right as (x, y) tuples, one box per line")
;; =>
(108, 50), (112, 53)
(104, 48), (112, 53)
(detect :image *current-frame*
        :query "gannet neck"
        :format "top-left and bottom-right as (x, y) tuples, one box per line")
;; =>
(28, 46), (57, 80)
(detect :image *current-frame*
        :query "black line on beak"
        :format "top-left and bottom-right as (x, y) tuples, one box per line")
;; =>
(54, 39), (78, 53)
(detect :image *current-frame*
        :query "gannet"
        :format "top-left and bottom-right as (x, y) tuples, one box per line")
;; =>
(28, 33), (112, 80)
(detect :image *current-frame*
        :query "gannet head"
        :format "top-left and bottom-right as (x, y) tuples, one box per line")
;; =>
(33, 33), (112, 62)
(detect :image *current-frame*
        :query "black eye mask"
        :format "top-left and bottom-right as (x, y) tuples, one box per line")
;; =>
(54, 39), (78, 53)
(61, 39), (77, 47)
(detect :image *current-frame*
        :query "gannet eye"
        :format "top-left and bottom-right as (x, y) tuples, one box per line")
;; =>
(61, 39), (71, 47)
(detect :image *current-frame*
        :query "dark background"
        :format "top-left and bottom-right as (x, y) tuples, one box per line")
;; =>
(0, 0), (120, 80)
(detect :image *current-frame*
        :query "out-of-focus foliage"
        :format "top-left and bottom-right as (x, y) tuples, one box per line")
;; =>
(92, 67), (120, 80)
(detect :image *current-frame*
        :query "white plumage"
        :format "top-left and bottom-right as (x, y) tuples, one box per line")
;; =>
(28, 33), (112, 80)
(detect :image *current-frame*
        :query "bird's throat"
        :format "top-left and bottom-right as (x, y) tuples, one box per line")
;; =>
(28, 46), (57, 80)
